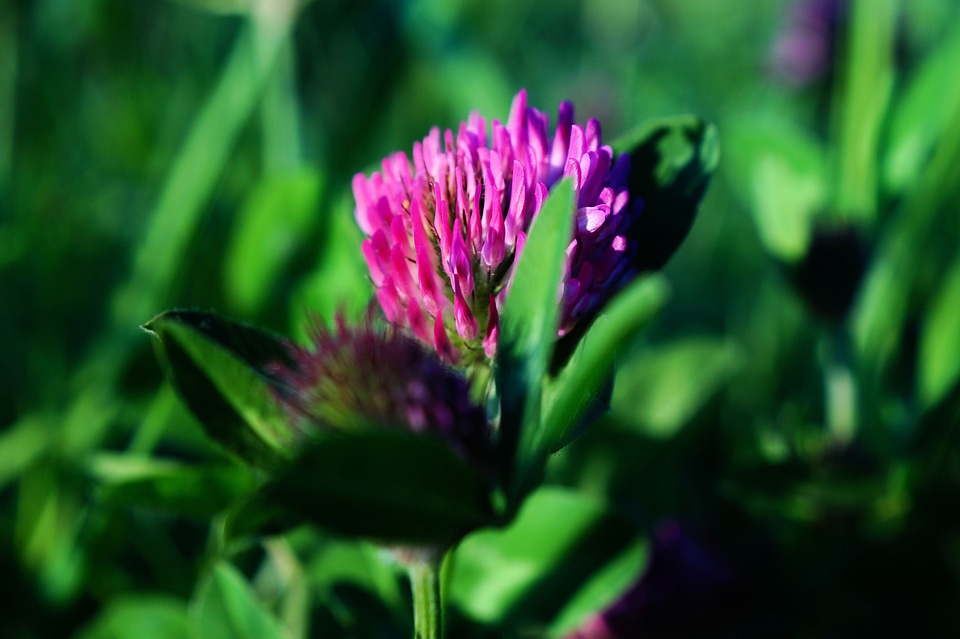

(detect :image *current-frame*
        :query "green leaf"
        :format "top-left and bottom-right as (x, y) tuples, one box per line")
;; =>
(612, 336), (743, 438)
(142, 310), (301, 468)
(74, 594), (190, 639)
(725, 118), (825, 262)
(450, 487), (634, 625)
(89, 454), (257, 519)
(920, 252), (960, 409)
(0, 414), (51, 490)
(832, 0), (896, 222)
(612, 115), (719, 270)
(289, 190), (371, 335)
(496, 178), (576, 504)
(192, 562), (285, 639)
(224, 169), (324, 314)
(548, 539), (648, 638)
(543, 275), (669, 452)
(884, 17), (960, 193)
(248, 430), (496, 545)
(110, 11), (296, 333)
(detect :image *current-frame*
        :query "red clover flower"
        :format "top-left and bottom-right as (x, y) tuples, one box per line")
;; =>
(352, 90), (641, 364)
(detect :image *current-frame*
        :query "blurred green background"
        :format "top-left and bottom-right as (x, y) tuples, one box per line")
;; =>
(3, 0), (960, 636)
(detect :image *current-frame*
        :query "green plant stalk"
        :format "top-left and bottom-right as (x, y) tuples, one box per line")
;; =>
(409, 559), (443, 639)
(823, 327), (857, 448)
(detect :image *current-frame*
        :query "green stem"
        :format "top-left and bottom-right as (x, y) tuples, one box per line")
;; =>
(823, 327), (857, 448)
(409, 560), (443, 639)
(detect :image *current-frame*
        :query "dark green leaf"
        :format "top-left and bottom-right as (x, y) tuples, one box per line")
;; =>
(250, 430), (496, 545)
(496, 178), (576, 505)
(89, 454), (257, 519)
(612, 116), (719, 271)
(543, 275), (669, 452)
(192, 562), (286, 639)
(142, 310), (301, 468)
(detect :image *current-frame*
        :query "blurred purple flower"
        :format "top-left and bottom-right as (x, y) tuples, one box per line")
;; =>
(352, 89), (641, 363)
(273, 315), (491, 467)
(770, 0), (846, 86)
(567, 520), (741, 639)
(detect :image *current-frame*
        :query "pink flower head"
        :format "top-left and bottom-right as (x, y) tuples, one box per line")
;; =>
(352, 89), (641, 363)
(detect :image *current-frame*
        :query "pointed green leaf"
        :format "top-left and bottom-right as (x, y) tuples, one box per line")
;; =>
(920, 252), (960, 409)
(612, 116), (719, 270)
(142, 310), (301, 468)
(543, 275), (669, 452)
(496, 178), (576, 504)
(249, 430), (496, 545)
(193, 563), (285, 639)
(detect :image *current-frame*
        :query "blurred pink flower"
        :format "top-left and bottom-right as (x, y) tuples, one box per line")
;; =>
(770, 0), (845, 86)
(352, 89), (641, 363)
(274, 316), (491, 467)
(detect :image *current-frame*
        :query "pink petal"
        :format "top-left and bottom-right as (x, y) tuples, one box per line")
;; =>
(483, 294), (499, 358)
(407, 298), (432, 345)
(453, 280), (478, 340)
(433, 313), (458, 364)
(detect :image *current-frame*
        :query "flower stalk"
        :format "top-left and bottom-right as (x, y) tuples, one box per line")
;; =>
(409, 558), (443, 639)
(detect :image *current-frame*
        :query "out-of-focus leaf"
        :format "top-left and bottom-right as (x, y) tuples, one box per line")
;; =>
(920, 252), (960, 409)
(167, 0), (251, 15)
(496, 178), (576, 505)
(0, 415), (50, 489)
(192, 563), (285, 639)
(249, 430), (496, 545)
(224, 169), (323, 314)
(612, 116), (719, 271)
(612, 336), (743, 438)
(289, 190), (371, 335)
(74, 594), (189, 639)
(884, 17), (960, 193)
(548, 538), (648, 638)
(450, 487), (634, 626)
(854, 98), (960, 375)
(142, 310), (301, 468)
(89, 454), (256, 519)
(725, 118), (824, 262)
(543, 275), (669, 452)
(833, 0), (896, 222)
(305, 537), (406, 613)
(110, 9), (296, 334)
